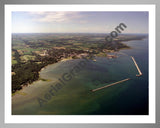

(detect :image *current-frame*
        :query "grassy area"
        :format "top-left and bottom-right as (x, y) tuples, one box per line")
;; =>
(20, 55), (36, 62)
(12, 60), (18, 65)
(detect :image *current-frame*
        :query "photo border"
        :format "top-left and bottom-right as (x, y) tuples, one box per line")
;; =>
(0, 0), (159, 127)
(5, 4), (155, 124)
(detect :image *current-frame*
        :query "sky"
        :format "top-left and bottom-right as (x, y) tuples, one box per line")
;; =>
(12, 11), (148, 33)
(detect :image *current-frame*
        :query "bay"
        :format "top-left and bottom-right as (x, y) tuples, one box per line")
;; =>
(12, 37), (148, 115)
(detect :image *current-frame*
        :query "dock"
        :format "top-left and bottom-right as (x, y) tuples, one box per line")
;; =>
(131, 56), (142, 76)
(91, 78), (130, 92)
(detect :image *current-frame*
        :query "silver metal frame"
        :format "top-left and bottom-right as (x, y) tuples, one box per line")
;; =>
(0, 0), (159, 127)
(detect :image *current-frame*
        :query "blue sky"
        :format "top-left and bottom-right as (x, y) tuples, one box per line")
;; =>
(12, 11), (148, 33)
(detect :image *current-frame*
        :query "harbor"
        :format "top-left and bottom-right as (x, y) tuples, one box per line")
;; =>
(92, 56), (143, 92)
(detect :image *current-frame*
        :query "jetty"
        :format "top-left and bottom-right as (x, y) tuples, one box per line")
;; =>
(91, 78), (130, 92)
(131, 56), (142, 76)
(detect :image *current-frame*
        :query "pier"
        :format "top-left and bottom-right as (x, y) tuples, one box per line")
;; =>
(131, 56), (142, 76)
(91, 78), (130, 92)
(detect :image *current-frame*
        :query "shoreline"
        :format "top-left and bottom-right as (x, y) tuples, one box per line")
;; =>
(12, 37), (145, 95)
(12, 57), (74, 96)
(11, 51), (120, 96)
(11, 49), (126, 96)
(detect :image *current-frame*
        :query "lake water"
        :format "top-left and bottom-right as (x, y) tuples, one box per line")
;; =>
(12, 38), (148, 115)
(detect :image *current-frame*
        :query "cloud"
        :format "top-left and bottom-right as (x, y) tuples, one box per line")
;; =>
(79, 20), (88, 24)
(28, 11), (83, 23)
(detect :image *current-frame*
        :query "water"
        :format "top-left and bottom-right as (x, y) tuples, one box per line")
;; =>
(12, 38), (148, 115)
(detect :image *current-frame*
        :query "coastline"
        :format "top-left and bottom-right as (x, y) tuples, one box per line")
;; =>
(11, 49), (126, 96)
(12, 37), (146, 96)
(12, 57), (74, 96)
(11, 51), (120, 96)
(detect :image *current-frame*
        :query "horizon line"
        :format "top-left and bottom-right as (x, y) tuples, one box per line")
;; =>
(12, 32), (148, 34)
